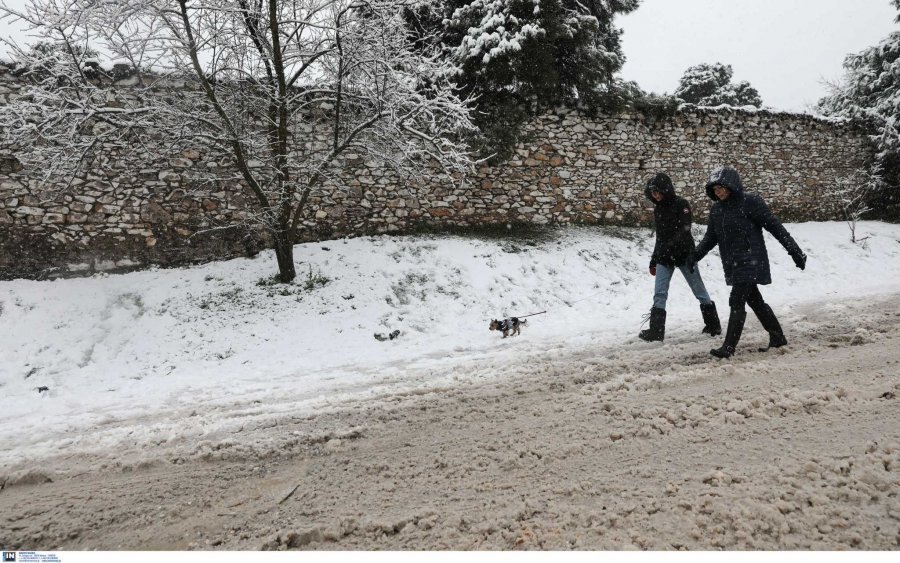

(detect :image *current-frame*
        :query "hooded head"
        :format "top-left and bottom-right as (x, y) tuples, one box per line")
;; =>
(644, 172), (675, 203)
(704, 166), (744, 201)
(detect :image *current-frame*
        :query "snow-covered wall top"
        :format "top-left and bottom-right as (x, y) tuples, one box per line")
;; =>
(0, 69), (873, 279)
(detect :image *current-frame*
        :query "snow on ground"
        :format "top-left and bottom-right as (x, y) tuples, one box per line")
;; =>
(1, 221), (899, 475)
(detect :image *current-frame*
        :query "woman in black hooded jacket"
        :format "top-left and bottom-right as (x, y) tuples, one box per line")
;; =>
(694, 166), (807, 358)
(639, 172), (721, 342)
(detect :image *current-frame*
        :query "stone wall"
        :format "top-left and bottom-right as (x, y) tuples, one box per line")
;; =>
(0, 69), (874, 279)
(320, 107), (871, 230)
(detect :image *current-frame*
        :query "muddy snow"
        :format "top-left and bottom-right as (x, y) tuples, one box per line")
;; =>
(1, 292), (899, 550)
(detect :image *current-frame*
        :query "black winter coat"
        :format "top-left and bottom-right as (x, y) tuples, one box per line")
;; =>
(646, 175), (695, 268)
(695, 167), (805, 286)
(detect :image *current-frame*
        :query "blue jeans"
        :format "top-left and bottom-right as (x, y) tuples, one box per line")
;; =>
(653, 263), (713, 309)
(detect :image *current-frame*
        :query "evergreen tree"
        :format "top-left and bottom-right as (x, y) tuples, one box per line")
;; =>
(702, 81), (763, 108)
(817, 2), (900, 217)
(407, 0), (641, 159)
(673, 62), (762, 108)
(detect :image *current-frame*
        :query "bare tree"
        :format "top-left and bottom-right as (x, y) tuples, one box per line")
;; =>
(834, 167), (877, 244)
(0, 0), (476, 282)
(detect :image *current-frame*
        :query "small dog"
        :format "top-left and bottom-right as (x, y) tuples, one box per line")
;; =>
(489, 317), (526, 338)
(373, 329), (400, 342)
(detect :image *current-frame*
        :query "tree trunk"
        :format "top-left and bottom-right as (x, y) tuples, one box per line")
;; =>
(273, 231), (296, 283)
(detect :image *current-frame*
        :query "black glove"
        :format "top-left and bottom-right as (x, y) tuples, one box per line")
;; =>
(793, 252), (806, 270)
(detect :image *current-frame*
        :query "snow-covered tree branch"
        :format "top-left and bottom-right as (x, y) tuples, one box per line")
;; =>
(816, 5), (900, 219)
(0, 0), (477, 282)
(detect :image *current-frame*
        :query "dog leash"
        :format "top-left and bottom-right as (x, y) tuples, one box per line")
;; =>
(496, 290), (606, 322)
(561, 289), (608, 307)
(514, 290), (606, 319)
(516, 311), (547, 318)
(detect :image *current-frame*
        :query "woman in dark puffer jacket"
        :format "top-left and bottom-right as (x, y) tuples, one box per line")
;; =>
(639, 172), (721, 342)
(694, 166), (807, 358)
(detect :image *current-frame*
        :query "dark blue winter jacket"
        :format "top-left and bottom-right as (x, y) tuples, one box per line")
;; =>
(694, 167), (806, 286)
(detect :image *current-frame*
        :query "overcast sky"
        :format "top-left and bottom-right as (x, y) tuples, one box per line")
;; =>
(1, 0), (897, 113)
(618, 0), (899, 112)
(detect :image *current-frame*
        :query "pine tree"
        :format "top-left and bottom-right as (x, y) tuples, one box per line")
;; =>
(406, 0), (641, 159)
(817, 2), (900, 217)
(673, 62), (762, 108)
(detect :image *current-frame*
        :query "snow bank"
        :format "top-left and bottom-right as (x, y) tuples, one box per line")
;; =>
(1, 221), (899, 469)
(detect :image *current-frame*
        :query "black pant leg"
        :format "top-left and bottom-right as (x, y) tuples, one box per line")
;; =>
(745, 285), (767, 319)
(728, 283), (755, 312)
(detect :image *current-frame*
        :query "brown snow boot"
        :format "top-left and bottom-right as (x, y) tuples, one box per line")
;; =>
(638, 307), (666, 342)
(700, 302), (722, 336)
(755, 304), (788, 352)
(710, 309), (746, 358)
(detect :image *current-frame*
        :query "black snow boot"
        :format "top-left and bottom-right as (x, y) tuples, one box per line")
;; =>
(700, 302), (722, 336)
(755, 304), (788, 352)
(638, 307), (666, 342)
(710, 309), (746, 358)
